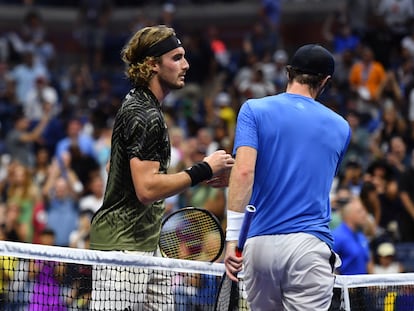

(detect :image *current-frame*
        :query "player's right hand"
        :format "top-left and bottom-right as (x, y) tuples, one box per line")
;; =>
(224, 241), (243, 282)
(203, 150), (234, 175)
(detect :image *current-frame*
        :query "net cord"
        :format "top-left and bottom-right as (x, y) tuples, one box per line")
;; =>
(335, 273), (414, 288)
(0, 240), (224, 276)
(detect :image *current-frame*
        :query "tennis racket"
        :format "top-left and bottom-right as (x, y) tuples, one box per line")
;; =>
(159, 207), (225, 262)
(214, 204), (256, 311)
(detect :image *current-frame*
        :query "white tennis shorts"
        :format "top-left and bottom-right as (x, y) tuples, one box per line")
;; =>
(90, 250), (174, 311)
(243, 233), (340, 311)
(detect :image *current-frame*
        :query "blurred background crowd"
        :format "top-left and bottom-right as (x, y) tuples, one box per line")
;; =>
(0, 0), (413, 276)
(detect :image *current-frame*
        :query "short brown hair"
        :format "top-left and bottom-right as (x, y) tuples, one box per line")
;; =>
(286, 65), (325, 91)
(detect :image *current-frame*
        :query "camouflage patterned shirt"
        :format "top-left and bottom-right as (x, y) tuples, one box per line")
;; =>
(90, 87), (170, 251)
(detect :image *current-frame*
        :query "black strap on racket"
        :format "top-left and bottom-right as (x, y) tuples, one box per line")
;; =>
(215, 272), (240, 311)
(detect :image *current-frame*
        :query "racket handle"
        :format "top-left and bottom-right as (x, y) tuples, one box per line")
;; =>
(235, 246), (242, 258)
(237, 205), (256, 252)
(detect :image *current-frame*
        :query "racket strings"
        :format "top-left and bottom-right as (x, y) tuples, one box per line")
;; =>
(159, 209), (223, 262)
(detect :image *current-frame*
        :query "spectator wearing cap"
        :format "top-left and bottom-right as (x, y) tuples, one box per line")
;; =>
(372, 242), (404, 274)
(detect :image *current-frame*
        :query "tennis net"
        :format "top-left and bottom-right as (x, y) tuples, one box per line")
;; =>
(1, 241), (414, 310)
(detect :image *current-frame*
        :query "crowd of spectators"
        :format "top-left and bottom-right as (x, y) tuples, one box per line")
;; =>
(0, 0), (413, 278)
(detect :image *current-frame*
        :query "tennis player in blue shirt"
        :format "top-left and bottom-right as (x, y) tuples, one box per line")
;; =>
(224, 44), (351, 310)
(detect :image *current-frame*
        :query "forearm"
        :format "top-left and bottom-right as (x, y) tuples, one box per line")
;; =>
(227, 164), (254, 213)
(34, 116), (49, 134)
(134, 170), (192, 205)
(42, 176), (56, 199)
(226, 146), (256, 214)
(26, 116), (50, 141)
(131, 150), (232, 205)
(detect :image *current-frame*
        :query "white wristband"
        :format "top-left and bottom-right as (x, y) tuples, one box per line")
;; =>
(226, 210), (244, 241)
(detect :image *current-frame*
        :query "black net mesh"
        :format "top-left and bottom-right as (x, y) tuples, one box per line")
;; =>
(1, 241), (414, 310)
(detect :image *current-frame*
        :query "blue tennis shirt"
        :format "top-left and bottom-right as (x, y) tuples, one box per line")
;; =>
(233, 93), (351, 248)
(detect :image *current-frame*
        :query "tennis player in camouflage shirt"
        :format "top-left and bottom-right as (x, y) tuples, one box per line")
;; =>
(90, 25), (234, 310)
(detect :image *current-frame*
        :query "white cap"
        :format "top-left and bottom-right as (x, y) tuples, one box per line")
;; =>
(215, 92), (231, 106)
(377, 242), (395, 257)
(273, 49), (288, 63)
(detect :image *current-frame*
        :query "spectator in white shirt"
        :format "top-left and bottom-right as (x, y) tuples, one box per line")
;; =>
(79, 173), (105, 214)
